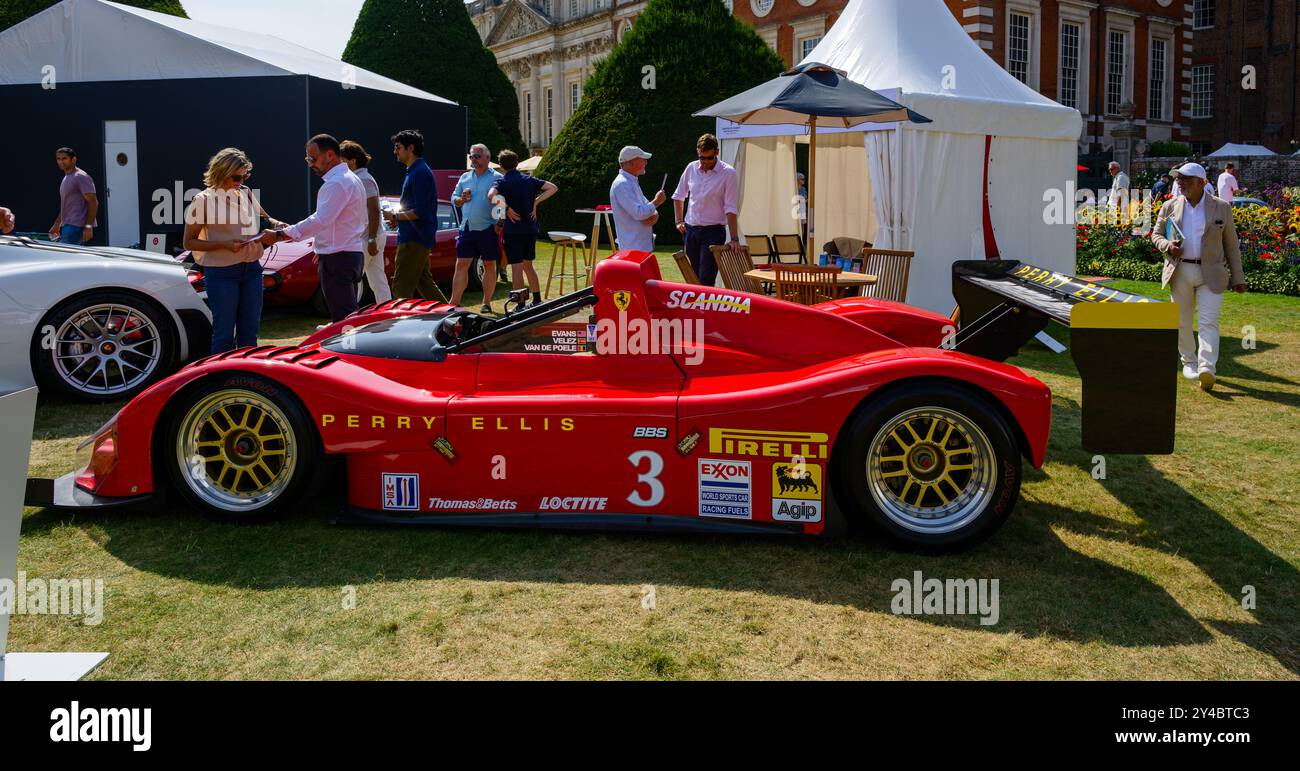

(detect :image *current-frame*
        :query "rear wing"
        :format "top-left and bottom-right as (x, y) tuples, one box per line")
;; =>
(951, 260), (1178, 455)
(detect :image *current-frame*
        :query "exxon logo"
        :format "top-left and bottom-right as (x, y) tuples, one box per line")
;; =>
(700, 461), (750, 481)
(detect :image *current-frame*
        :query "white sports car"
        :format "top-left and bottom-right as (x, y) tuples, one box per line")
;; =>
(0, 236), (213, 402)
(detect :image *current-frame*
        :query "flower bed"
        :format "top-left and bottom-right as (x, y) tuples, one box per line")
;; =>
(1075, 198), (1300, 296)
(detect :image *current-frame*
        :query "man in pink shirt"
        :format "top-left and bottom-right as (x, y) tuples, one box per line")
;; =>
(672, 133), (739, 287)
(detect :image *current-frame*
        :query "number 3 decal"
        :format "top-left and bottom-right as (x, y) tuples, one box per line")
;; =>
(627, 450), (664, 507)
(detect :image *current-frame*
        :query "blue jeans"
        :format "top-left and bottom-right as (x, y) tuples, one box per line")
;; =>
(58, 224), (85, 244)
(204, 261), (264, 353)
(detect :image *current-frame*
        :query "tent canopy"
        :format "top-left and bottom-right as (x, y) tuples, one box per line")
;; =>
(0, 0), (455, 104)
(805, 0), (1079, 140)
(722, 0), (1080, 314)
(1205, 143), (1276, 157)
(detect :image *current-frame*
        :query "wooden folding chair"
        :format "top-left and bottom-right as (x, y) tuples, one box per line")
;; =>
(743, 234), (774, 265)
(709, 243), (760, 293)
(862, 248), (914, 303)
(672, 250), (700, 284)
(770, 233), (805, 264)
(772, 265), (840, 306)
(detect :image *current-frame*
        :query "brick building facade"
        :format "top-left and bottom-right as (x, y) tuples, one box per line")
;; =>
(472, 0), (1247, 156)
(728, 0), (849, 66)
(1190, 0), (1300, 155)
(731, 0), (1193, 153)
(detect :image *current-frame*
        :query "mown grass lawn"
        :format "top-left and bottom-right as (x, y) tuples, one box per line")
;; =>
(14, 251), (1300, 679)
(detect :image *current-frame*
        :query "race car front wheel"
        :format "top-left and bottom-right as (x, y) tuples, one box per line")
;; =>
(836, 382), (1021, 550)
(165, 374), (322, 523)
(32, 290), (176, 403)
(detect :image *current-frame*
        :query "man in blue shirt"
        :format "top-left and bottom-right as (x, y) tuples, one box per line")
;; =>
(384, 129), (441, 301)
(451, 143), (503, 312)
(491, 150), (558, 306)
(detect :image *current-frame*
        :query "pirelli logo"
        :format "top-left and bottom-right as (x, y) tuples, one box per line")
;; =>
(708, 428), (829, 460)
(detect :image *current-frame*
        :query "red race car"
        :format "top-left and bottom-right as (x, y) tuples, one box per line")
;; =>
(26, 252), (1178, 549)
(179, 196), (503, 315)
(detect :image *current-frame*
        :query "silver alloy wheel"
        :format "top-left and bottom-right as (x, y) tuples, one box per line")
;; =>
(175, 389), (298, 513)
(864, 406), (998, 535)
(52, 303), (162, 397)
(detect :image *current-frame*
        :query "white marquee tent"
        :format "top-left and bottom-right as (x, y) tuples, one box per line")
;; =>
(1205, 143), (1276, 158)
(720, 0), (1082, 313)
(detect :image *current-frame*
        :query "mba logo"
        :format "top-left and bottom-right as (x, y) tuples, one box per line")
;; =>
(50, 702), (152, 751)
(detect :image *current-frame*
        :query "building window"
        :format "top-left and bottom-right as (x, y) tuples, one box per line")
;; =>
(1008, 12), (1031, 84)
(1192, 64), (1215, 118)
(569, 0), (578, 18)
(1106, 29), (1127, 115)
(570, 81), (581, 113)
(751, 0), (774, 18)
(1149, 38), (1167, 121)
(1059, 21), (1080, 109)
(545, 87), (554, 145)
(525, 92), (533, 143)
(1193, 0), (1215, 30)
(799, 36), (822, 62)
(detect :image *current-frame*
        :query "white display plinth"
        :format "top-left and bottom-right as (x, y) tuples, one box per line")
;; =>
(0, 387), (108, 681)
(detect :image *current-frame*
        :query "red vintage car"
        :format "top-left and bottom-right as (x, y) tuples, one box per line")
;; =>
(26, 252), (1177, 550)
(180, 196), (503, 314)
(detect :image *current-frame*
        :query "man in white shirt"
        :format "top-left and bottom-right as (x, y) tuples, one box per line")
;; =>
(1150, 162), (1246, 392)
(609, 146), (666, 253)
(263, 134), (367, 322)
(1216, 162), (1241, 204)
(1107, 162), (1130, 209)
(340, 140), (392, 304)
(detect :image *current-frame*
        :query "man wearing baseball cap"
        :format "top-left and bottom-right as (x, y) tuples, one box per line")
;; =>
(609, 146), (667, 253)
(1150, 162), (1246, 392)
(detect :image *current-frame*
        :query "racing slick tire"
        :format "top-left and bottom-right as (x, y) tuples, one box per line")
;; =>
(31, 289), (178, 403)
(163, 373), (323, 523)
(835, 382), (1021, 550)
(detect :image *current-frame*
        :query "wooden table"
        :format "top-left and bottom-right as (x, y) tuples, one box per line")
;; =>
(745, 268), (877, 297)
(575, 208), (617, 268)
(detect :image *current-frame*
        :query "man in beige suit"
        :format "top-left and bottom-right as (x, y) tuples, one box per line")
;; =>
(1150, 162), (1247, 392)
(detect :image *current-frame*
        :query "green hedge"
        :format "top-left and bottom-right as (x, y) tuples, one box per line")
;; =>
(1, 0), (184, 30)
(535, 0), (785, 245)
(343, 0), (524, 157)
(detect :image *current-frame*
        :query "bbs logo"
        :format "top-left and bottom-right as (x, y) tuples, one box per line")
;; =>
(633, 426), (669, 439)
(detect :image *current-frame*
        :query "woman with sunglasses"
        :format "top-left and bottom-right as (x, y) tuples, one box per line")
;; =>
(183, 148), (284, 353)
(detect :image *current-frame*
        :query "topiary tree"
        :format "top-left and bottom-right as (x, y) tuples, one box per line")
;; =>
(343, 0), (524, 157)
(1, 0), (185, 31)
(536, 0), (785, 245)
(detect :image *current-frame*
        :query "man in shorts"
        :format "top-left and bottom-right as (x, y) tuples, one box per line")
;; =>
(491, 150), (557, 306)
(450, 143), (502, 312)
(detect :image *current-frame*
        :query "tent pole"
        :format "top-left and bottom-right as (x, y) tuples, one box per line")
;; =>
(807, 115), (817, 264)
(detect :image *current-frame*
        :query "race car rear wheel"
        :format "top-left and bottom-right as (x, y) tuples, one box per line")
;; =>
(836, 382), (1020, 550)
(32, 290), (176, 403)
(165, 375), (321, 522)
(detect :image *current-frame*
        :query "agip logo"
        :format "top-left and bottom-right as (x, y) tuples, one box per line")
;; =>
(770, 463), (822, 523)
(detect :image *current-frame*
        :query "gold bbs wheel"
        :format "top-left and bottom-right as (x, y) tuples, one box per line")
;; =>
(865, 406), (998, 536)
(175, 389), (298, 514)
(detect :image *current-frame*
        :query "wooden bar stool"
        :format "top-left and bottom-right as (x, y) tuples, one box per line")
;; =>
(545, 231), (588, 298)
